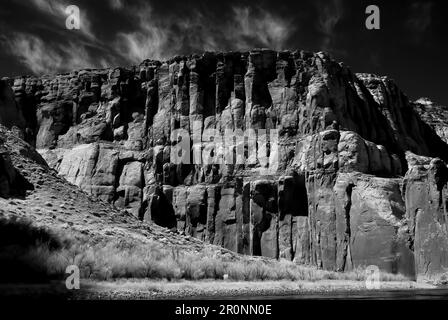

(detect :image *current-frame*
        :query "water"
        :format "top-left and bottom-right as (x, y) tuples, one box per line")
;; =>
(2, 283), (448, 300)
(219, 289), (448, 300)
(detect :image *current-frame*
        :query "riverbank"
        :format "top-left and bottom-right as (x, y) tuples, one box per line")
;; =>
(74, 279), (439, 299)
(1, 279), (445, 299)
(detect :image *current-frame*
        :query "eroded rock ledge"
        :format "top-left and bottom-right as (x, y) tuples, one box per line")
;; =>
(1, 49), (447, 281)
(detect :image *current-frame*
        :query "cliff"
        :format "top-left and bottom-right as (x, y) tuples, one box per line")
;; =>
(1, 49), (447, 281)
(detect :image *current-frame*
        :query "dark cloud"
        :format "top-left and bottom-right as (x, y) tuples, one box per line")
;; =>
(0, 0), (447, 105)
(114, 4), (293, 62)
(1, 0), (295, 73)
(4, 32), (109, 74)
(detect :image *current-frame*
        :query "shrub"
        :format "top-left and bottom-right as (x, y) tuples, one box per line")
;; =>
(0, 216), (411, 283)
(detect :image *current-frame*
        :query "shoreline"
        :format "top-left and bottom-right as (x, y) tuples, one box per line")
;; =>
(75, 279), (440, 300)
(1, 279), (445, 300)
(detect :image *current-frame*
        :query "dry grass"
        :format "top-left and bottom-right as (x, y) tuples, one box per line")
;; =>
(0, 216), (408, 283)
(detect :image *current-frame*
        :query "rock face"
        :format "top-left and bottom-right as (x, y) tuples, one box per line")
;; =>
(0, 79), (28, 140)
(404, 153), (448, 280)
(2, 49), (448, 281)
(413, 97), (448, 145)
(0, 126), (41, 197)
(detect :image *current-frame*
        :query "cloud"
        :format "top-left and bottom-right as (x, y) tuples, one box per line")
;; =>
(315, 0), (344, 50)
(406, 1), (433, 44)
(1, 0), (115, 75)
(4, 33), (110, 75)
(115, 3), (293, 63)
(115, 4), (172, 61)
(109, 0), (124, 10)
(30, 0), (64, 15)
(229, 7), (292, 50)
(2, 1), (295, 75)
(29, 0), (97, 41)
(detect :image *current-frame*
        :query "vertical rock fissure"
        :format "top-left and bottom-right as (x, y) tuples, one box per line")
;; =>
(341, 182), (353, 271)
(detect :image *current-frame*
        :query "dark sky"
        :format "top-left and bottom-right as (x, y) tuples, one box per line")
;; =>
(1, 0), (447, 104)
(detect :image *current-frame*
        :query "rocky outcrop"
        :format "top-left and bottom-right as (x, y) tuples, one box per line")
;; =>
(0, 142), (17, 197)
(0, 124), (243, 286)
(0, 79), (27, 138)
(2, 49), (448, 281)
(358, 74), (448, 161)
(0, 126), (41, 197)
(404, 153), (448, 281)
(413, 97), (448, 145)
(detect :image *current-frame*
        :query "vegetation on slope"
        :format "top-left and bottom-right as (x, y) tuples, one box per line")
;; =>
(0, 216), (408, 283)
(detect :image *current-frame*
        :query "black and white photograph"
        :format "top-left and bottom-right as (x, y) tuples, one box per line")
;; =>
(0, 0), (447, 316)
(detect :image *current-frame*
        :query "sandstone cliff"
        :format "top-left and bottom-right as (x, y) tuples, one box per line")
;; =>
(1, 49), (447, 281)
